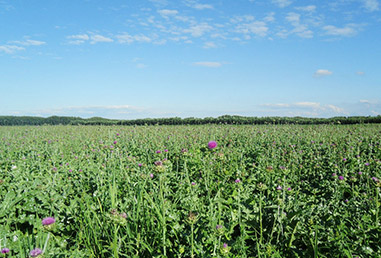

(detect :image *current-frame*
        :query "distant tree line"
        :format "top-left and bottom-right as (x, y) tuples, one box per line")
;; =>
(1, 115), (381, 126)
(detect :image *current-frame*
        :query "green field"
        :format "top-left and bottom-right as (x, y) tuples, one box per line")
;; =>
(0, 125), (380, 257)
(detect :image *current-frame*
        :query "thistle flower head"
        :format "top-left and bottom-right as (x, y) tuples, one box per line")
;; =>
(29, 248), (43, 257)
(208, 141), (217, 149)
(1, 248), (10, 254)
(42, 217), (55, 226)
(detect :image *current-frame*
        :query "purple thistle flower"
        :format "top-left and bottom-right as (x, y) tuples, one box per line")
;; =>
(42, 217), (55, 226)
(30, 248), (43, 257)
(338, 176), (344, 180)
(156, 150), (161, 154)
(223, 243), (228, 248)
(138, 163), (142, 167)
(1, 248), (10, 254)
(216, 225), (223, 230)
(287, 187), (292, 191)
(150, 173), (154, 178)
(154, 161), (162, 166)
(164, 149), (168, 152)
(332, 173), (337, 177)
(116, 133), (120, 136)
(113, 141), (117, 144)
(208, 141), (217, 149)
(235, 178), (241, 183)
(276, 185), (282, 191)
(342, 158), (347, 161)
(191, 182), (196, 186)
(372, 177), (379, 182)
(358, 171), (363, 175)
(365, 162), (370, 166)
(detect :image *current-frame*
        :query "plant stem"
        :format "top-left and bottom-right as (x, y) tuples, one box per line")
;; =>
(191, 223), (194, 258)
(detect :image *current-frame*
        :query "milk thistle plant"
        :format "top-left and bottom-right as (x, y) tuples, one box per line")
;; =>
(0, 124), (380, 257)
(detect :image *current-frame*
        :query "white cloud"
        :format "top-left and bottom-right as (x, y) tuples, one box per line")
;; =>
(284, 12), (313, 38)
(90, 34), (113, 44)
(235, 21), (268, 37)
(67, 34), (90, 44)
(149, 0), (168, 6)
(116, 34), (134, 44)
(314, 69), (333, 77)
(261, 102), (347, 117)
(193, 4), (213, 10)
(203, 41), (217, 48)
(286, 12), (300, 23)
(68, 34), (89, 40)
(136, 63), (147, 69)
(183, 23), (213, 37)
(362, 0), (379, 11)
(264, 12), (276, 22)
(117, 33), (152, 44)
(292, 25), (313, 38)
(262, 103), (291, 107)
(0, 45), (25, 54)
(295, 5), (316, 12)
(67, 34), (113, 44)
(158, 9), (178, 16)
(11, 39), (46, 46)
(193, 61), (222, 67)
(295, 102), (321, 108)
(323, 24), (359, 37)
(272, 0), (293, 8)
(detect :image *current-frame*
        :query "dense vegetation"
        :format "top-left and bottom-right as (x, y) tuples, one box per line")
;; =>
(1, 115), (381, 126)
(0, 124), (380, 257)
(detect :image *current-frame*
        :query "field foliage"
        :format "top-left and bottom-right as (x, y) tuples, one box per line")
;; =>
(0, 125), (380, 257)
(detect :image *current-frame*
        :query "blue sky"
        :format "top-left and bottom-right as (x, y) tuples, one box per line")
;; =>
(1, 0), (380, 119)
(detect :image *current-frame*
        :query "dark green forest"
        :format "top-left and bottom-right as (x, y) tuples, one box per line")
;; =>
(1, 115), (380, 126)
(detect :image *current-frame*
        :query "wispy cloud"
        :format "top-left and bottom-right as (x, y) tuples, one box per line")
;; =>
(261, 102), (347, 117)
(0, 45), (25, 54)
(183, 22), (213, 37)
(272, 0), (293, 8)
(323, 24), (360, 37)
(11, 39), (46, 46)
(235, 20), (268, 38)
(67, 34), (90, 44)
(184, 0), (213, 10)
(90, 34), (113, 44)
(276, 12), (314, 38)
(295, 5), (316, 12)
(193, 61), (223, 67)
(136, 63), (147, 69)
(67, 34), (113, 44)
(193, 4), (213, 10)
(116, 33), (152, 44)
(314, 69), (333, 77)
(203, 41), (217, 48)
(10, 104), (183, 119)
(158, 9), (178, 17)
(362, 0), (379, 11)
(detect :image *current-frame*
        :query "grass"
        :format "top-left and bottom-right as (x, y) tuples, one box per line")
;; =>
(0, 124), (380, 257)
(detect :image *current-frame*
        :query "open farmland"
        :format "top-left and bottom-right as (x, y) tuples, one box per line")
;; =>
(0, 124), (380, 257)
